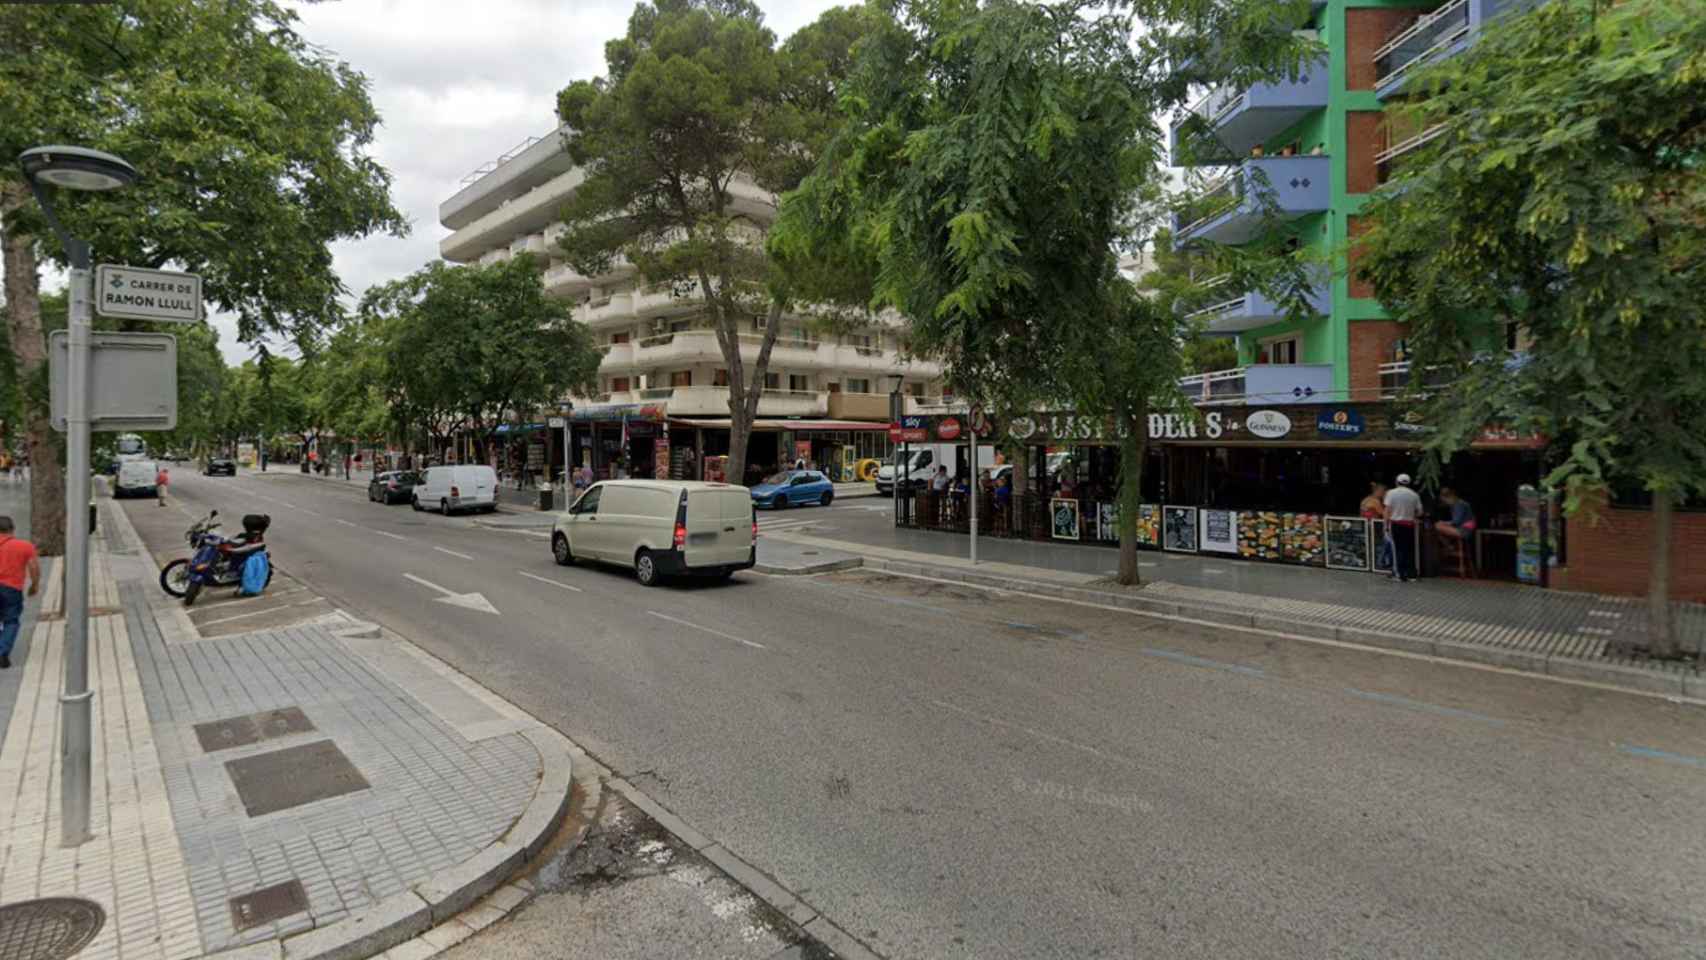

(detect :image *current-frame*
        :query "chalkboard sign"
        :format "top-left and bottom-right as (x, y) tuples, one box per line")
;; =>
(1163, 505), (1198, 553)
(1050, 498), (1080, 540)
(1325, 516), (1371, 570)
(1200, 509), (1238, 554)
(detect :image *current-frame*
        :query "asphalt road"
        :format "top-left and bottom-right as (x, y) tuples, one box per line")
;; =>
(128, 470), (1706, 959)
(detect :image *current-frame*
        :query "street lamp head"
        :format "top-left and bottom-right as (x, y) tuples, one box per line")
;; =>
(19, 145), (137, 192)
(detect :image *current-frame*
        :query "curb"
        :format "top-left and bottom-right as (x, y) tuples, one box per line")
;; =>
(753, 557), (862, 576)
(795, 552), (1704, 702)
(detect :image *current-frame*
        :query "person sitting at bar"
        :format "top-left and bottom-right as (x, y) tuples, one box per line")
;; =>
(1436, 487), (1477, 540)
(1360, 481), (1387, 519)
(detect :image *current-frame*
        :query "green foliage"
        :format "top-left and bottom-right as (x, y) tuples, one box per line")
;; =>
(1357, 0), (1706, 509)
(358, 255), (601, 458)
(0, 0), (407, 345)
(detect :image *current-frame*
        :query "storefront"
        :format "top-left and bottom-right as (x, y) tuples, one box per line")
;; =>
(895, 404), (1557, 583)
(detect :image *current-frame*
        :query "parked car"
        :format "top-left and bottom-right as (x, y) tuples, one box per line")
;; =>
(203, 457), (237, 476)
(412, 464), (498, 514)
(368, 470), (421, 505)
(751, 469), (834, 509)
(114, 460), (159, 498)
(552, 480), (755, 586)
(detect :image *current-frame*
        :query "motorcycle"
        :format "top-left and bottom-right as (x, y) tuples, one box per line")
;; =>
(158, 510), (272, 606)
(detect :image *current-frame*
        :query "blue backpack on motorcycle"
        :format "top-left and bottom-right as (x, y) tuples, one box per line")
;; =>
(239, 551), (270, 596)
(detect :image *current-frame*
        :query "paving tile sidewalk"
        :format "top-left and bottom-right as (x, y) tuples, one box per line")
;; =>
(769, 522), (1704, 691)
(0, 490), (572, 960)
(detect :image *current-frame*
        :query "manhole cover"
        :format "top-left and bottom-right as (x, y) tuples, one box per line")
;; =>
(0, 898), (105, 960)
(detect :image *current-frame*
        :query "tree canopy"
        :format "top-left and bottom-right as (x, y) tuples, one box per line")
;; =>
(1356, 0), (1706, 654)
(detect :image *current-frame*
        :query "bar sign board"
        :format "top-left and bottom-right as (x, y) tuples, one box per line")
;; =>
(96, 264), (202, 323)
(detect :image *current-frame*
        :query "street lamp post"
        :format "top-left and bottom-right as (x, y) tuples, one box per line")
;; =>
(557, 400), (573, 508)
(19, 146), (138, 848)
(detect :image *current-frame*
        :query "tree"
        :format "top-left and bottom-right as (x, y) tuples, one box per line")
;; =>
(359, 255), (602, 464)
(1355, 0), (1706, 657)
(773, 0), (1314, 584)
(1137, 230), (1241, 375)
(0, 0), (405, 552)
(553, 0), (875, 484)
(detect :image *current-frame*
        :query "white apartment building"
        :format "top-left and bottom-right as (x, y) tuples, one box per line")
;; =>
(438, 127), (945, 468)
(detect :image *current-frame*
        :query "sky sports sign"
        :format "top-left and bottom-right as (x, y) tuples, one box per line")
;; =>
(1315, 407), (1366, 439)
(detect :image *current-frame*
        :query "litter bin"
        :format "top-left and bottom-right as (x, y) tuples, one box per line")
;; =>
(539, 482), (554, 511)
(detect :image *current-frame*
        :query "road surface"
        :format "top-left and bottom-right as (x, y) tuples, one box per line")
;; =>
(123, 470), (1706, 959)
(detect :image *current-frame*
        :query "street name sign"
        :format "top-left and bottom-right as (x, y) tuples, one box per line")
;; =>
(96, 264), (203, 323)
(548, 417), (567, 428)
(50, 331), (178, 432)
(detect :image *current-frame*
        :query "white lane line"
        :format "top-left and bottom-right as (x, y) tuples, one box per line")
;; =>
(375, 530), (407, 541)
(299, 508), (323, 517)
(647, 610), (765, 649)
(517, 570), (583, 592)
(435, 546), (475, 560)
(334, 518), (358, 527)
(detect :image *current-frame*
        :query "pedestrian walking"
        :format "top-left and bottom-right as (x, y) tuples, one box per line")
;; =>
(0, 516), (42, 670)
(156, 465), (169, 506)
(1383, 474), (1423, 582)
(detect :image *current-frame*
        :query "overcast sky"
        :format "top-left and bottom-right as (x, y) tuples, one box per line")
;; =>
(205, 0), (846, 362)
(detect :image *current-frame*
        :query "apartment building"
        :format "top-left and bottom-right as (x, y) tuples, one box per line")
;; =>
(438, 126), (943, 480)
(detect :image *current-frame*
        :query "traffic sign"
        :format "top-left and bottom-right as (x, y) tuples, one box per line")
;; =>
(888, 422), (902, 442)
(49, 331), (178, 431)
(969, 403), (992, 437)
(96, 264), (202, 323)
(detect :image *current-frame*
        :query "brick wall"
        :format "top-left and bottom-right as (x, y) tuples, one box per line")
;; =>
(1345, 7), (1425, 90)
(1553, 506), (1706, 602)
(1349, 320), (1406, 401)
(1346, 112), (1384, 195)
(1346, 215), (1376, 299)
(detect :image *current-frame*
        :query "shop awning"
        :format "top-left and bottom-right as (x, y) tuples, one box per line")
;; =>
(663, 418), (890, 432)
(569, 402), (667, 423)
(494, 422), (547, 434)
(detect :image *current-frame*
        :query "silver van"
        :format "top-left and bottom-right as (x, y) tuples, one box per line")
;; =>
(551, 480), (755, 586)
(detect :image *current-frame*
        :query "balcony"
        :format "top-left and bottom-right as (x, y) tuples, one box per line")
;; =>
(632, 283), (702, 318)
(1178, 363), (1336, 405)
(1183, 280), (1329, 334)
(1173, 156), (1330, 247)
(1376, 123), (1448, 184)
(826, 392), (891, 421)
(1169, 58), (1329, 164)
(1372, 0), (1541, 99)
(597, 341), (634, 372)
(658, 385), (828, 418)
(440, 126), (574, 231)
(1378, 360), (1457, 398)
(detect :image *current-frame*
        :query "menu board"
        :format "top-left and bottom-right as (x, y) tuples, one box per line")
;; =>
(1200, 509), (1238, 554)
(1282, 513), (1325, 566)
(1238, 511), (1283, 561)
(1050, 498), (1081, 540)
(1163, 506), (1198, 553)
(1136, 504), (1160, 548)
(1325, 516), (1371, 570)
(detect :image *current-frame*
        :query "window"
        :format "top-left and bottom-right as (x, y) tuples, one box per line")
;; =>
(846, 378), (871, 394)
(670, 370), (692, 387)
(1502, 319), (1532, 353)
(611, 376), (630, 392)
(789, 375), (811, 392)
(714, 368), (729, 387)
(764, 372), (781, 390)
(573, 485), (601, 514)
(849, 333), (873, 349)
(1260, 336), (1301, 365)
(906, 382), (925, 398)
(670, 320), (690, 333)
(611, 332), (630, 344)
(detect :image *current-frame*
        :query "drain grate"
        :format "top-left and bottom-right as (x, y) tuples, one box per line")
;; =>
(225, 739), (370, 816)
(230, 880), (309, 932)
(0, 898), (105, 960)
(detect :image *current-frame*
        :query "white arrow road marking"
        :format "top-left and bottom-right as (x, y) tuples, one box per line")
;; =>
(402, 573), (500, 615)
(435, 546), (475, 560)
(517, 570), (583, 592)
(647, 610), (764, 649)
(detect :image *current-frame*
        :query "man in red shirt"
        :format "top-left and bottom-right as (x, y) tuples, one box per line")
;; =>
(0, 515), (41, 669)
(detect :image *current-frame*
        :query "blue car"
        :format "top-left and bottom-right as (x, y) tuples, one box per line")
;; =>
(751, 470), (834, 509)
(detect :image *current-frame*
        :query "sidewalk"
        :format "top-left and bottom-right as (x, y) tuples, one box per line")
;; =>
(0, 488), (575, 960)
(767, 521), (1705, 698)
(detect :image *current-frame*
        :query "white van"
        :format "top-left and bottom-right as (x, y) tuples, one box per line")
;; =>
(552, 480), (755, 586)
(412, 465), (498, 515)
(115, 460), (159, 498)
(874, 444), (995, 495)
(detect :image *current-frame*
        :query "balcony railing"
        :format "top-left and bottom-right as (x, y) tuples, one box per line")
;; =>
(1178, 367), (1247, 405)
(639, 387), (675, 400)
(1374, 0), (1471, 89)
(1175, 176), (1240, 238)
(1376, 123), (1449, 182)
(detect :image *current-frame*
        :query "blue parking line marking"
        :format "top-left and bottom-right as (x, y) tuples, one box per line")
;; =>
(1617, 744), (1706, 770)
(1345, 688), (1506, 726)
(1139, 647), (1265, 678)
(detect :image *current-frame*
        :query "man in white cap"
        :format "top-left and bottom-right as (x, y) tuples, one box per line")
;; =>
(1383, 473), (1423, 581)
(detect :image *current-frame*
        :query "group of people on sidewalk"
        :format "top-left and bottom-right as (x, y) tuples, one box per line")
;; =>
(1360, 474), (1477, 583)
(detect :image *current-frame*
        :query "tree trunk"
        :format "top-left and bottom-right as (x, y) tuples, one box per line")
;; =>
(1, 183), (67, 555)
(1010, 443), (1030, 535)
(1116, 406), (1145, 586)
(1647, 487), (1676, 658)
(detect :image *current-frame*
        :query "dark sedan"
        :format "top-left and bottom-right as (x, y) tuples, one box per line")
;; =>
(368, 470), (421, 505)
(203, 457), (237, 476)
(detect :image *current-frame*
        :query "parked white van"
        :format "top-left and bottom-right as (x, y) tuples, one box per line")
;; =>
(552, 480), (755, 586)
(114, 460), (159, 498)
(412, 465), (498, 515)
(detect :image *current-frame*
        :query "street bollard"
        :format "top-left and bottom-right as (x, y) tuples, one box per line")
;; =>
(539, 482), (554, 511)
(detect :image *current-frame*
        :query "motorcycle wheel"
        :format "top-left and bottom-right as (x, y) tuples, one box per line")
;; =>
(159, 559), (192, 598)
(182, 580), (202, 607)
